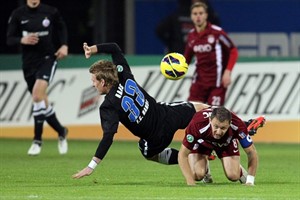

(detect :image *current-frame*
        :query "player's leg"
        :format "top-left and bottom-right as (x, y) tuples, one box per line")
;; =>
(41, 58), (68, 154)
(138, 136), (179, 165)
(245, 116), (266, 135)
(28, 79), (48, 155)
(207, 87), (226, 106)
(221, 156), (242, 182)
(188, 153), (210, 182)
(187, 82), (209, 103)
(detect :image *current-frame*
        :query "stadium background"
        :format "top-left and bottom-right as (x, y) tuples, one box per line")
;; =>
(0, 0), (299, 143)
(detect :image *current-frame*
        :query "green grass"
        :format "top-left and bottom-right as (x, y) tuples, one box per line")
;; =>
(0, 138), (299, 200)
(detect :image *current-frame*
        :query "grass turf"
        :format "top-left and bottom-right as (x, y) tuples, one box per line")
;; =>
(0, 138), (299, 200)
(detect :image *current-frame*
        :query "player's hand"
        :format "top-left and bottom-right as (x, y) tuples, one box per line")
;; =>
(55, 45), (68, 60)
(72, 167), (94, 179)
(83, 42), (92, 59)
(21, 33), (39, 45)
(222, 69), (231, 88)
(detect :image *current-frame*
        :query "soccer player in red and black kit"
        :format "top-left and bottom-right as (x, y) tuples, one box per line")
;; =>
(6, 0), (68, 155)
(72, 42), (210, 179)
(184, 2), (238, 106)
(178, 107), (258, 186)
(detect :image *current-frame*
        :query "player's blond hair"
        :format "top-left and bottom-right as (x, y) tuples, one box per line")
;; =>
(89, 60), (119, 87)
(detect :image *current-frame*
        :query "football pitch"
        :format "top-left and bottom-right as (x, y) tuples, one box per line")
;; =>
(0, 138), (299, 200)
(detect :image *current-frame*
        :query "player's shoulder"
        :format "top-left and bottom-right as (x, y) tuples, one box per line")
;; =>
(187, 28), (197, 35)
(10, 5), (26, 16)
(211, 24), (223, 31)
(230, 112), (247, 130)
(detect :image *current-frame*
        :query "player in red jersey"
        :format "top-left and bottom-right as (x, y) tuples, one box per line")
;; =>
(178, 107), (258, 186)
(184, 2), (238, 106)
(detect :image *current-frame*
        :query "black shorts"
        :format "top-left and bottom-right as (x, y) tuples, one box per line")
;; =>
(138, 102), (196, 158)
(23, 56), (57, 93)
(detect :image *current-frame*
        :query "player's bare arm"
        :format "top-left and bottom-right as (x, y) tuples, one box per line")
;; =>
(222, 69), (232, 88)
(178, 144), (196, 186)
(243, 144), (258, 186)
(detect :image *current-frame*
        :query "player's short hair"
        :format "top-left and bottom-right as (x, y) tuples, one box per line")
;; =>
(190, 2), (208, 13)
(89, 60), (119, 87)
(210, 106), (232, 123)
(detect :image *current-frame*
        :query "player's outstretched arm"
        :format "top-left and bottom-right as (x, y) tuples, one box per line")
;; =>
(72, 156), (101, 179)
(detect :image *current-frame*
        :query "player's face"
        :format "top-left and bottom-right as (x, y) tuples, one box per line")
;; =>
(210, 118), (230, 139)
(191, 6), (208, 27)
(27, 0), (40, 8)
(91, 74), (106, 95)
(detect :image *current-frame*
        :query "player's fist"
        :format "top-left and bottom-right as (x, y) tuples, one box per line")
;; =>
(21, 33), (39, 45)
(83, 42), (92, 59)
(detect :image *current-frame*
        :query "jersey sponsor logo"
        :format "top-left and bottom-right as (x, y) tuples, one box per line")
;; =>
(233, 149), (239, 153)
(193, 44), (212, 53)
(43, 75), (49, 79)
(21, 20), (29, 24)
(186, 134), (194, 143)
(211, 136), (232, 147)
(42, 18), (50, 27)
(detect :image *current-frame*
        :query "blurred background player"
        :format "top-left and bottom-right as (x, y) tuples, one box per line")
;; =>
(178, 106), (262, 186)
(156, 0), (220, 54)
(72, 42), (210, 179)
(6, 0), (68, 155)
(184, 2), (238, 106)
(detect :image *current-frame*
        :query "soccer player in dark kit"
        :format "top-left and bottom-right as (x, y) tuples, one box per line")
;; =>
(72, 42), (210, 179)
(6, 0), (68, 155)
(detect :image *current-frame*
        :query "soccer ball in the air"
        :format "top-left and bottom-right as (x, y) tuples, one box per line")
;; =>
(160, 53), (188, 80)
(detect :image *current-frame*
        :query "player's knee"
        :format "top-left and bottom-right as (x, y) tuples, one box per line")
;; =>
(194, 168), (206, 181)
(226, 172), (240, 182)
(145, 155), (158, 162)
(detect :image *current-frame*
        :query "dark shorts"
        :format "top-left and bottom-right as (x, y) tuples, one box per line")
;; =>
(188, 84), (226, 106)
(23, 56), (57, 93)
(138, 102), (196, 158)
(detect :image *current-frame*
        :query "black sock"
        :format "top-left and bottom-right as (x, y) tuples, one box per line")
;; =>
(33, 115), (45, 141)
(168, 148), (179, 165)
(158, 148), (179, 165)
(46, 113), (65, 137)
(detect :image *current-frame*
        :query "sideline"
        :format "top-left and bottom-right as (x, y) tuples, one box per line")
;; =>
(1, 121), (299, 143)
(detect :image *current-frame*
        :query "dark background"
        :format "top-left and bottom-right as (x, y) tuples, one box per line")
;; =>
(1, 0), (299, 55)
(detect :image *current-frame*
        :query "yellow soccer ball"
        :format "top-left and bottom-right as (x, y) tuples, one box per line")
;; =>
(160, 52), (188, 80)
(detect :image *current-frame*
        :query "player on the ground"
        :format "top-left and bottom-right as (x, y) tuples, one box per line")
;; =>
(72, 42), (210, 179)
(178, 106), (265, 186)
